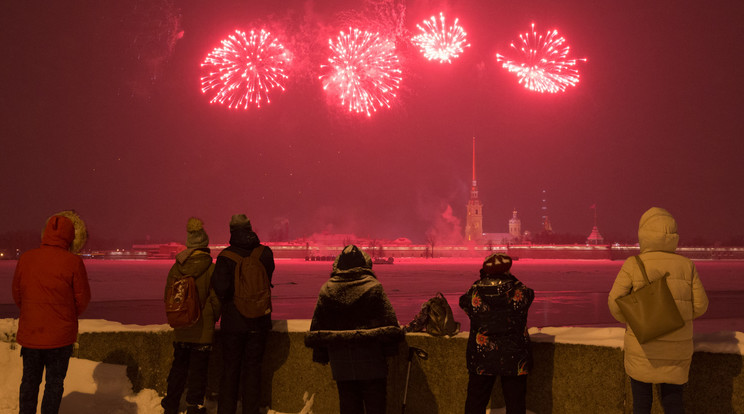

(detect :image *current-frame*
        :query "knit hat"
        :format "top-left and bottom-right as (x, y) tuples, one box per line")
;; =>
(186, 217), (209, 248)
(481, 254), (512, 275)
(229, 214), (252, 232)
(335, 244), (372, 271)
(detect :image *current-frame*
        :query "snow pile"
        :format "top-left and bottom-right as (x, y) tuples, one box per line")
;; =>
(0, 341), (163, 414)
(0, 319), (315, 414)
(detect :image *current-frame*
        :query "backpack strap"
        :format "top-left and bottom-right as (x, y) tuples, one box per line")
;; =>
(219, 249), (243, 264)
(250, 245), (265, 261)
(220, 246), (265, 264)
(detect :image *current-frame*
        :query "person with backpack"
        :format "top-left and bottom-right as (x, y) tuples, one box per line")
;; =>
(161, 217), (221, 414)
(213, 214), (275, 414)
(459, 254), (534, 414)
(13, 210), (90, 414)
(304, 245), (404, 414)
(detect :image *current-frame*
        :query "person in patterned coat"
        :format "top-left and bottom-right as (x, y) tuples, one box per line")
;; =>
(459, 254), (535, 414)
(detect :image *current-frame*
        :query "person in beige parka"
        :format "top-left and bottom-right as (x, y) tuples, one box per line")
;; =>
(608, 207), (708, 413)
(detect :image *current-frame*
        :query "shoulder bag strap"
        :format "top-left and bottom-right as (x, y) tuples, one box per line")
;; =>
(633, 255), (652, 286)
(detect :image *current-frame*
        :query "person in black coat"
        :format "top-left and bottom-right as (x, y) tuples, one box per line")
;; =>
(459, 254), (534, 414)
(305, 245), (403, 414)
(213, 214), (275, 414)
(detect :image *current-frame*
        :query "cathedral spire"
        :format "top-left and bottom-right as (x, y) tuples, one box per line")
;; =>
(472, 136), (476, 186)
(465, 137), (483, 242)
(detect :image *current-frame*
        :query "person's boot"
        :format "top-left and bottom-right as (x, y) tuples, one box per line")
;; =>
(160, 398), (179, 414)
(186, 403), (207, 414)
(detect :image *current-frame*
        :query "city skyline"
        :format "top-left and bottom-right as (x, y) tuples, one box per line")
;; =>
(1, 0), (742, 247)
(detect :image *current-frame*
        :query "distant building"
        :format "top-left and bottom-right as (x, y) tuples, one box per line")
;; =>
(465, 137), (484, 242)
(540, 189), (553, 233)
(483, 232), (517, 245)
(586, 204), (604, 244)
(509, 209), (522, 239)
(586, 226), (605, 245)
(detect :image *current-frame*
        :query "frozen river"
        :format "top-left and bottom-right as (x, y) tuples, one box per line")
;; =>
(2, 258), (743, 333)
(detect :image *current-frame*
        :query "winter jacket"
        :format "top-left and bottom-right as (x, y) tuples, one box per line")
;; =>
(12, 215), (91, 349)
(164, 248), (220, 344)
(608, 207), (708, 384)
(305, 253), (403, 382)
(213, 228), (274, 332)
(460, 273), (534, 376)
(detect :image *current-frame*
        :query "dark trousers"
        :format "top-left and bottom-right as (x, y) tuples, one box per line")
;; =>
(19, 345), (73, 414)
(217, 330), (268, 414)
(336, 378), (387, 414)
(630, 377), (684, 414)
(464, 373), (528, 414)
(161, 342), (212, 414)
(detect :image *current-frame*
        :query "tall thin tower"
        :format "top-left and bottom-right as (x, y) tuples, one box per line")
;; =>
(465, 137), (484, 242)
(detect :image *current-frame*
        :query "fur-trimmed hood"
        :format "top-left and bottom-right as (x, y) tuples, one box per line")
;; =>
(42, 210), (87, 253)
(305, 325), (403, 348)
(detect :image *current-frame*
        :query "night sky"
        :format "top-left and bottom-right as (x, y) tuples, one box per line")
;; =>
(2, 0), (743, 247)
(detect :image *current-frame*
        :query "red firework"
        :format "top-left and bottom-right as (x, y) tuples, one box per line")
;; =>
(496, 23), (586, 93)
(411, 12), (470, 63)
(321, 28), (402, 117)
(200, 29), (290, 109)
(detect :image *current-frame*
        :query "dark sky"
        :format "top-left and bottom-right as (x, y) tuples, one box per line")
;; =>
(2, 0), (743, 246)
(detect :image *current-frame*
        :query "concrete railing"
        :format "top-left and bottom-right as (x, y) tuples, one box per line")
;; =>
(74, 321), (744, 413)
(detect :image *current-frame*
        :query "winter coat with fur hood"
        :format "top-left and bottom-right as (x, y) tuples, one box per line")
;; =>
(305, 251), (403, 382)
(608, 207), (708, 384)
(13, 215), (91, 349)
(164, 248), (220, 344)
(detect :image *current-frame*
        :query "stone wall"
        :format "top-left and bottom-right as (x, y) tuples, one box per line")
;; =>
(76, 322), (744, 413)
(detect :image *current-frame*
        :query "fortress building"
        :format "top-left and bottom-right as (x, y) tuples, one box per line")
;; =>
(509, 209), (522, 239)
(465, 137), (484, 242)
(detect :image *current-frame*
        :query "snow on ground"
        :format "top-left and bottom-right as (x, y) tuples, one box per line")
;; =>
(0, 319), (741, 414)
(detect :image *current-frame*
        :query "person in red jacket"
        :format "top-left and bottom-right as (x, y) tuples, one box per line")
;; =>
(12, 211), (91, 414)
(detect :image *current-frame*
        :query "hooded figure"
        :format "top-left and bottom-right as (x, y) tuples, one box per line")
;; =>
(459, 254), (534, 414)
(161, 217), (220, 414)
(12, 211), (91, 414)
(213, 214), (275, 414)
(608, 207), (708, 412)
(305, 245), (403, 414)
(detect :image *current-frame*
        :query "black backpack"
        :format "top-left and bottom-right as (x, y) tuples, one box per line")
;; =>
(404, 292), (460, 336)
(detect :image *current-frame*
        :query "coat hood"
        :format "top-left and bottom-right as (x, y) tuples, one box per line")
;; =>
(174, 249), (213, 279)
(331, 245), (375, 279)
(473, 274), (520, 307)
(229, 227), (260, 250)
(41, 215), (75, 250)
(42, 210), (87, 253)
(638, 207), (679, 253)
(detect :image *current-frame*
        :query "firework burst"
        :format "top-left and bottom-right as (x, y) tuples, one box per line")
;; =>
(200, 29), (290, 109)
(411, 12), (470, 63)
(496, 23), (586, 93)
(321, 28), (402, 117)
